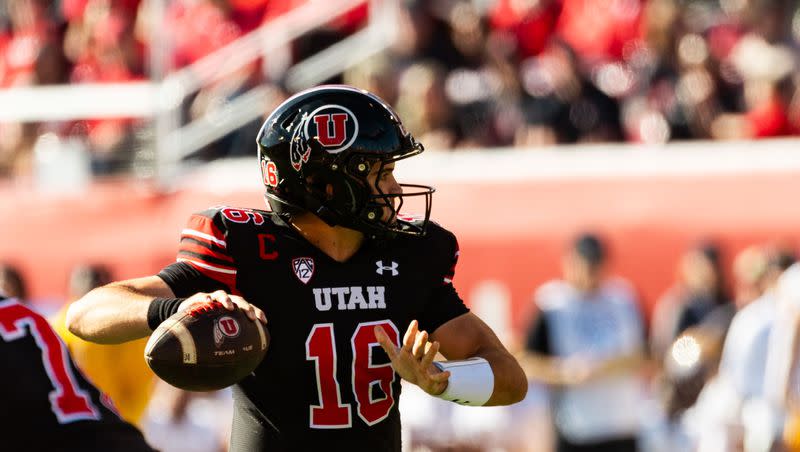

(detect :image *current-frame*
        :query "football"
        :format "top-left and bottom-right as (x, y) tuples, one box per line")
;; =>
(145, 302), (269, 391)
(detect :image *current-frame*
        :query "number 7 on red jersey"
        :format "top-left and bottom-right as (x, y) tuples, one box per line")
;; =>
(0, 300), (100, 423)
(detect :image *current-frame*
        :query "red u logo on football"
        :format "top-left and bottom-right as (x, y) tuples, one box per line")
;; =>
(313, 113), (348, 147)
(219, 317), (240, 337)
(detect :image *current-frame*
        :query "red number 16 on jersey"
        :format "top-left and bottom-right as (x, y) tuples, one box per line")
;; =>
(305, 320), (400, 428)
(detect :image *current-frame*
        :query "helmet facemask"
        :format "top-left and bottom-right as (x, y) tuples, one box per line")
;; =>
(298, 143), (434, 239)
(356, 151), (435, 238)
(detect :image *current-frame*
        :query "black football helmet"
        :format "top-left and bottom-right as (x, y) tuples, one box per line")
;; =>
(257, 85), (434, 238)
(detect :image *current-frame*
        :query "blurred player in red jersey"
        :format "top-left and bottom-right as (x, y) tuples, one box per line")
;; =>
(51, 264), (157, 426)
(0, 291), (156, 451)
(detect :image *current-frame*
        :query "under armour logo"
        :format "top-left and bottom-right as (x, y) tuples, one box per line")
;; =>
(376, 260), (399, 276)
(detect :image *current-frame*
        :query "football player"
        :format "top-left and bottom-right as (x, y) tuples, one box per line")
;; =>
(0, 293), (156, 451)
(50, 264), (157, 426)
(66, 85), (527, 451)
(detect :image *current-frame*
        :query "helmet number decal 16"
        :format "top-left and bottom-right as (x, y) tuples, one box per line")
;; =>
(261, 160), (278, 188)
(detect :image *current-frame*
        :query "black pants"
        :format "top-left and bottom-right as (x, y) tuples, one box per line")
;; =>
(556, 435), (637, 452)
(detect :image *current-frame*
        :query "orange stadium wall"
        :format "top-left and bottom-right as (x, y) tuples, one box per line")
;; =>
(2, 144), (799, 346)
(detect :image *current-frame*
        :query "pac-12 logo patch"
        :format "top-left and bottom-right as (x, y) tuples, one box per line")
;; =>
(304, 104), (359, 154)
(214, 316), (240, 347)
(292, 257), (315, 284)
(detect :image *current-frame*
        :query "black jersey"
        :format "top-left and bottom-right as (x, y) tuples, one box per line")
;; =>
(0, 298), (155, 452)
(158, 206), (469, 451)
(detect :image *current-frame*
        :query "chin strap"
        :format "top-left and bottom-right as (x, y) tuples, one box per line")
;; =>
(265, 183), (396, 238)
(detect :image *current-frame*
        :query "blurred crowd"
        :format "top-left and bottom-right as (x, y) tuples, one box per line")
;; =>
(5, 233), (800, 451)
(2, 0), (800, 179)
(3, 2), (800, 450)
(399, 235), (800, 452)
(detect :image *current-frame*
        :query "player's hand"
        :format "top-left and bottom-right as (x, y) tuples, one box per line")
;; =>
(178, 290), (268, 324)
(374, 320), (450, 396)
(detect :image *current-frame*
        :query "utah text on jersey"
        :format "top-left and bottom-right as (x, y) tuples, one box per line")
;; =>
(312, 286), (387, 311)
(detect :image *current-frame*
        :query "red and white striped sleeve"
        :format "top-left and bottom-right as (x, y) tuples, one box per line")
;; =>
(176, 212), (237, 290)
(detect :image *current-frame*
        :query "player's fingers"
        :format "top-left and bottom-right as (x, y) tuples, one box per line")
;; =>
(229, 297), (257, 321)
(179, 294), (207, 312)
(402, 320), (418, 352)
(374, 326), (398, 360)
(253, 307), (268, 324)
(412, 330), (428, 359)
(229, 295), (247, 305)
(211, 290), (234, 310)
(244, 304), (257, 321)
(198, 293), (214, 308)
(420, 340), (439, 369)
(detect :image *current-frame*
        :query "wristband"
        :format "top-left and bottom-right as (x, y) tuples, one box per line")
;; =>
(147, 297), (185, 331)
(433, 357), (495, 406)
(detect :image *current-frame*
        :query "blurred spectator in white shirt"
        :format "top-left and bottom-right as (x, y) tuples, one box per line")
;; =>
(519, 233), (646, 452)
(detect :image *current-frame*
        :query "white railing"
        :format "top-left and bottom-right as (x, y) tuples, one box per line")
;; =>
(160, 0), (398, 168)
(173, 137), (800, 194)
(284, 0), (398, 91)
(164, 0), (378, 101)
(163, 84), (276, 159)
(0, 0), (398, 185)
(0, 82), (160, 121)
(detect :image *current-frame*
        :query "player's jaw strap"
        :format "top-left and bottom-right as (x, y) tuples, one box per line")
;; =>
(433, 357), (494, 406)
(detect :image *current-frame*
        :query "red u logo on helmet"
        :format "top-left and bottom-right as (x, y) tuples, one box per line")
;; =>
(313, 113), (348, 147)
(304, 104), (359, 154)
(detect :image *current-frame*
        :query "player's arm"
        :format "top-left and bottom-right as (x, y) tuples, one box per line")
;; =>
(375, 229), (526, 405)
(66, 275), (266, 344)
(430, 312), (528, 406)
(69, 209), (267, 345)
(66, 276), (173, 344)
(376, 314), (527, 406)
